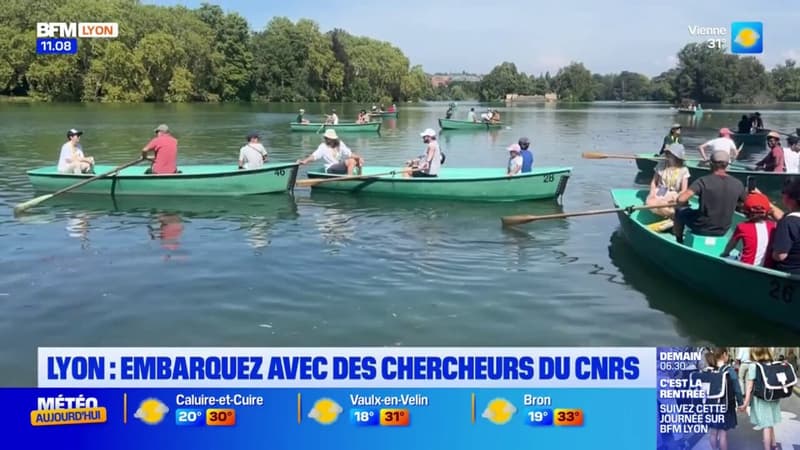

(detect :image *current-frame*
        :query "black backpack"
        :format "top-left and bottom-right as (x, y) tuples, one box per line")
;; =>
(753, 361), (797, 401)
(689, 365), (729, 407)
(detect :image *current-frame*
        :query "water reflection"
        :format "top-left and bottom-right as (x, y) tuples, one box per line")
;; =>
(65, 214), (91, 249)
(606, 230), (800, 343)
(148, 213), (183, 251)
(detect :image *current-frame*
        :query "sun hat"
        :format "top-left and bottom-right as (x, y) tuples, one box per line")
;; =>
(507, 144), (521, 153)
(767, 131), (781, 139)
(420, 128), (437, 138)
(670, 123), (681, 130)
(710, 150), (730, 163)
(154, 124), (169, 133)
(718, 128), (732, 137)
(665, 143), (685, 160)
(323, 129), (339, 140)
(743, 192), (771, 214)
(299, 109), (305, 113)
(67, 128), (83, 137)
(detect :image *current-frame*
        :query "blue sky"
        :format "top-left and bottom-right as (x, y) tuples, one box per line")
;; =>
(148, 0), (800, 76)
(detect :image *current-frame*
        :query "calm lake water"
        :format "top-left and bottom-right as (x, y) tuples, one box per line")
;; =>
(1, 101), (799, 385)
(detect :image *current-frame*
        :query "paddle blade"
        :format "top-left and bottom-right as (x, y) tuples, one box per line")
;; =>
(13, 193), (53, 215)
(501, 215), (539, 226)
(295, 178), (320, 188)
(581, 152), (609, 159)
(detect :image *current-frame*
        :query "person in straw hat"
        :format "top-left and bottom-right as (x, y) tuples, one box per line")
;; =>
(647, 143), (689, 219)
(297, 129), (363, 175)
(755, 131), (786, 172)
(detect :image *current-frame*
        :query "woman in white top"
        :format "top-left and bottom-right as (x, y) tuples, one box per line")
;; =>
(646, 143), (690, 218)
(297, 129), (363, 175)
(57, 128), (95, 174)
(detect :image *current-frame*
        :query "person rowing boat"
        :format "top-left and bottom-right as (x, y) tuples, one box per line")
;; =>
(297, 129), (364, 175)
(658, 123), (682, 155)
(403, 128), (442, 178)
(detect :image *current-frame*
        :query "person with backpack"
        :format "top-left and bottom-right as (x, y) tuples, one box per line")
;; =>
(702, 348), (743, 450)
(403, 128), (442, 178)
(738, 347), (790, 450)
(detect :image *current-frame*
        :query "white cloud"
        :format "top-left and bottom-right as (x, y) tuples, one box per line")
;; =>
(782, 49), (800, 62)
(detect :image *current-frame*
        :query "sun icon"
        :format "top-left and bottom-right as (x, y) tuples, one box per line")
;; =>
(307, 398), (342, 425)
(134, 398), (169, 425)
(482, 398), (516, 425)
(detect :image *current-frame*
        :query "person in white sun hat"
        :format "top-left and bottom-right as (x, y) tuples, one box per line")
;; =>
(297, 129), (364, 175)
(404, 128), (442, 178)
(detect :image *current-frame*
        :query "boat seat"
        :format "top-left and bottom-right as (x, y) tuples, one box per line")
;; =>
(683, 231), (731, 254)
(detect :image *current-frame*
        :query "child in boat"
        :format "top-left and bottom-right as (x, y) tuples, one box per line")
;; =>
(704, 347), (743, 450)
(646, 143), (689, 219)
(721, 192), (776, 267)
(506, 144), (522, 176)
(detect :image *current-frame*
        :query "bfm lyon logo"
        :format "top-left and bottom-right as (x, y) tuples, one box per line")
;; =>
(30, 395), (107, 426)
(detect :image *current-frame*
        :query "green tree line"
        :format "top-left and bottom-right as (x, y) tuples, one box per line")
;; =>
(477, 44), (800, 104)
(0, 0), (433, 103)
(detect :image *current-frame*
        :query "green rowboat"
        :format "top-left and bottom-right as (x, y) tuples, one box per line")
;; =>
(289, 122), (381, 133)
(611, 188), (800, 332)
(438, 118), (504, 130)
(369, 111), (398, 119)
(732, 131), (768, 147)
(684, 160), (794, 194)
(305, 166), (571, 201)
(27, 163), (299, 196)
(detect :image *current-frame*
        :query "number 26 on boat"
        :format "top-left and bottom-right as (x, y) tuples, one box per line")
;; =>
(768, 279), (794, 304)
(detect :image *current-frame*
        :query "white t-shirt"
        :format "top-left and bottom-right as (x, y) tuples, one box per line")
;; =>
(467, 111), (477, 122)
(239, 143), (267, 169)
(330, 114), (339, 125)
(784, 147), (800, 173)
(58, 142), (84, 172)
(480, 112), (491, 121)
(311, 142), (352, 169)
(702, 137), (738, 156)
(508, 155), (523, 174)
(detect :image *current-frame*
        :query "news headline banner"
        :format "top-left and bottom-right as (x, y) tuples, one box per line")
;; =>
(38, 348), (656, 388)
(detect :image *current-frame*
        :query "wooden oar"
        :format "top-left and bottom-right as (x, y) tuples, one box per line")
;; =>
(295, 170), (400, 188)
(501, 202), (677, 227)
(583, 152), (709, 162)
(582, 152), (658, 160)
(13, 157), (145, 215)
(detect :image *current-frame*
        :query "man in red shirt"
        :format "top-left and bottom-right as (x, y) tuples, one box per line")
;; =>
(755, 131), (785, 172)
(142, 124), (178, 174)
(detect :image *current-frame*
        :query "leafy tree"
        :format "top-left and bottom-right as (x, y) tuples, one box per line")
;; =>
(553, 62), (594, 101)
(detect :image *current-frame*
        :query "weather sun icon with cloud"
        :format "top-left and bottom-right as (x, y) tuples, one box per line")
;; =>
(308, 398), (343, 425)
(482, 398), (517, 425)
(134, 398), (169, 425)
(731, 22), (763, 54)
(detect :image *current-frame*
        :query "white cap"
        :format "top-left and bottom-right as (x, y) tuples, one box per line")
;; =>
(420, 128), (437, 137)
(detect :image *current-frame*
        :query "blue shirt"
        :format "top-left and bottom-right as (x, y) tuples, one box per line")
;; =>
(520, 149), (533, 173)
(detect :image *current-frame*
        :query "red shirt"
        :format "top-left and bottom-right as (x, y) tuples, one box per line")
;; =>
(145, 134), (178, 174)
(731, 220), (776, 267)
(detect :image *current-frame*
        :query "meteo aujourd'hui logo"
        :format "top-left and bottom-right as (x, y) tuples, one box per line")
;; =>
(731, 22), (763, 54)
(30, 395), (107, 426)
